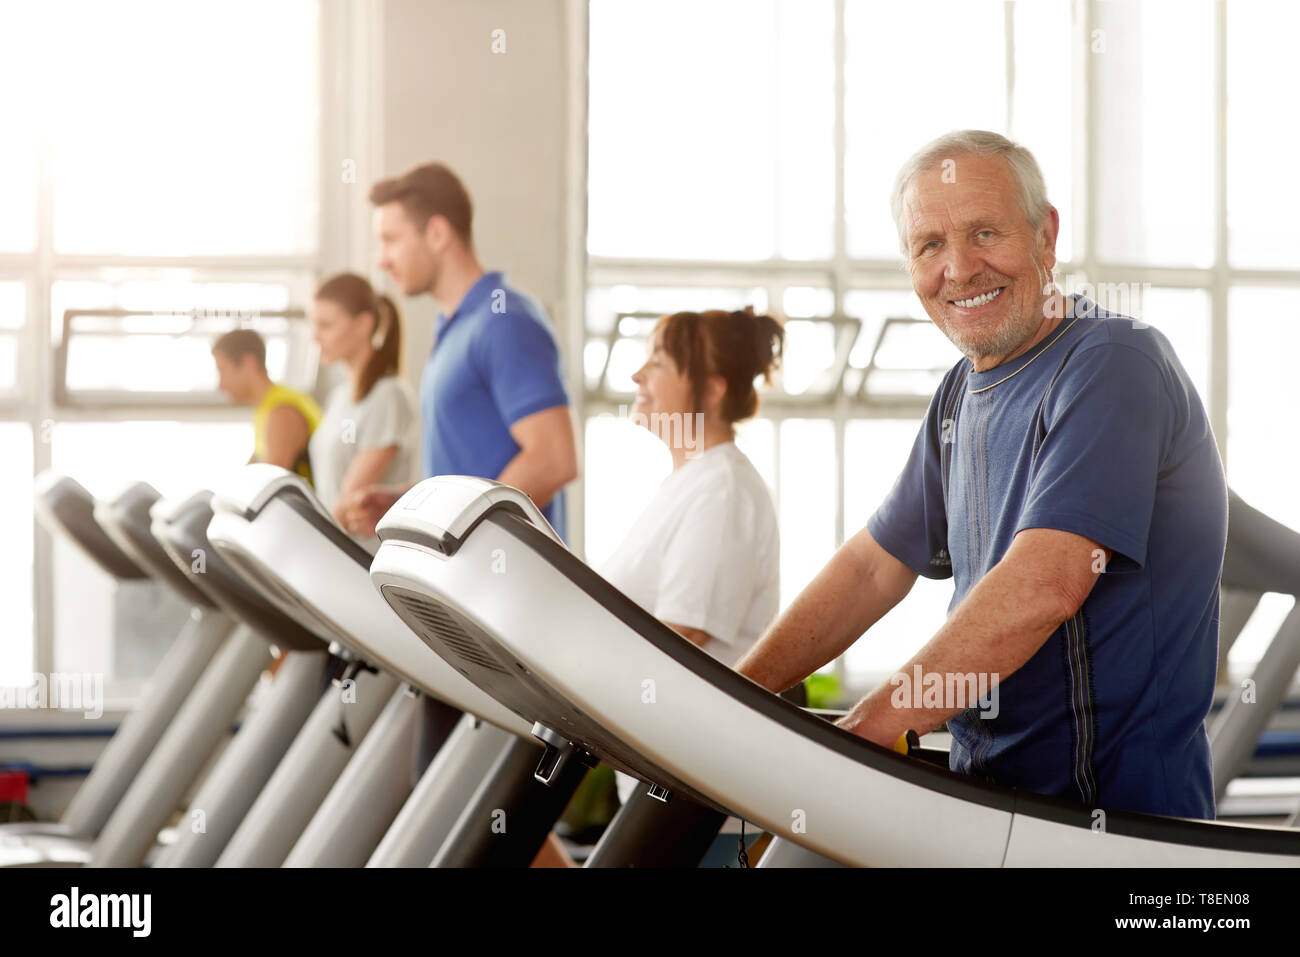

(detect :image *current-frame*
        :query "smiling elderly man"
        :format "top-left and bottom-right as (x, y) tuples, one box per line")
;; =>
(737, 129), (1227, 819)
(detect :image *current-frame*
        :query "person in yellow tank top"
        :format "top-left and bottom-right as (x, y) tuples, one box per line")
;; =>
(212, 329), (322, 483)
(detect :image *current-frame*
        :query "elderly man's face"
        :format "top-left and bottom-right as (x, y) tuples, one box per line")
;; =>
(901, 152), (1059, 369)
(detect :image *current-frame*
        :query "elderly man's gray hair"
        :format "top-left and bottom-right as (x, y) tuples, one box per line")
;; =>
(889, 130), (1051, 254)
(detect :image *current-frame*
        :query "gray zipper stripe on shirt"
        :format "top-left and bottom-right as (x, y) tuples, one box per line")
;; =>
(1063, 611), (1098, 804)
(965, 393), (997, 776)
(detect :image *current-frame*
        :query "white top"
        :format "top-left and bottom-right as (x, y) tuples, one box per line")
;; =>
(307, 376), (420, 511)
(598, 440), (780, 668)
(600, 440), (780, 803)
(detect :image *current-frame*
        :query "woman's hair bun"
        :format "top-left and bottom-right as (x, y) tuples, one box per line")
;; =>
(653, 306), (786, 424)
(730, 306), (784, 385)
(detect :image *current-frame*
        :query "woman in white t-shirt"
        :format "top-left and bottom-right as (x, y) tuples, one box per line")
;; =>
(307, 273), (420, 522)
(533, 307), (786, 866)
(599, 306), (785, 809)
(600, 306), (784, 665)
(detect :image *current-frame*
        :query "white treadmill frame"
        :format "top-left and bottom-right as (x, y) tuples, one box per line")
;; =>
(207, 465), (530, 735)
(371, 476), (1300, 868)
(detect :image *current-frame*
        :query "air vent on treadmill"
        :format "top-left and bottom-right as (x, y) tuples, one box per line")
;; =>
(383, 586), (509, 676)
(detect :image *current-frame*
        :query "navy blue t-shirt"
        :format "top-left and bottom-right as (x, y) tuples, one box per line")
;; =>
(420, 271), (571, 537)
(866, 295), (1226, 819)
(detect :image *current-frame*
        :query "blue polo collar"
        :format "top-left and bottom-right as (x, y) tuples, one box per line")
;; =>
(435, 271), (506, 338)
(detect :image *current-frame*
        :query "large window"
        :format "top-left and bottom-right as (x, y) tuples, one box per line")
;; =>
(0, 0), (322, 688)
(585, 0), (1296, 693)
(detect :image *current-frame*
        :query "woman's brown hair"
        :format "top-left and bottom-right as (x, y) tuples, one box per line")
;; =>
(653, 307), (784, 423)
(313, 273), (403, 402)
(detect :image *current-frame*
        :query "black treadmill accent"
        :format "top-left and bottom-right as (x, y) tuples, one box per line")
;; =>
(415, 695), (467, 779)
(1223, 491), (1300, 596)
(376, 499), (545, 558)
(104, 482), (215, 608)
(430, 736), (587, 868)
(258, 487), (376, 570)
(38, 475), (148, 580)
(586, 784), (726, 868)
(155, 491), (327, 652)
(487, 512), (1300, 857)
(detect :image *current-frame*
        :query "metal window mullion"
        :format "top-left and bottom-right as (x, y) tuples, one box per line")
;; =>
(1211, 0), (1229, 467)
(771, 0), (784, 263)
(32, 99), (55, 684)
(590, 258), (929, 288)
(830, 0), (851, 695)
(317, 0), (347, 278)
(30, 406), (251, 425)
(1005, 0), (1016, 133)
(1082, 0), (1098, 291)
(772, 413), (783, 527)
(45, 254), (318, 272)
(588, 259), (834, 288)
(1088, 268), (1300, 286)
(365, 0), (387, 275)
(1219, 269), (1300, 285)
(567, 0), (591, 559)
(845, 267), (913, 291)
(832, 0), (848, 309)
(834, 406), (847, 551)
(1087, 264), (1214, 286)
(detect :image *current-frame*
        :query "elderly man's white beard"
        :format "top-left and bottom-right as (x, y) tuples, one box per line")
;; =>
(939, 305), (1043, 366)
(939, 266), (1058, 368)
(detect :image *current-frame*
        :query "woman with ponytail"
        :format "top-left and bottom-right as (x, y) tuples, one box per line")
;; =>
(307, 273), (420, 532)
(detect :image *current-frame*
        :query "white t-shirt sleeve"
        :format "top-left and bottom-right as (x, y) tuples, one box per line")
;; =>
(307, 384), (348, 509)
(652, 483), (757, 650)
(357, 378), (414, 451)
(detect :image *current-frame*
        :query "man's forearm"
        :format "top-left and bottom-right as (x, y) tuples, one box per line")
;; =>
(839, 558), (1072, 746)
(496, 448), (574, 509)
(736, 539), (911, 693)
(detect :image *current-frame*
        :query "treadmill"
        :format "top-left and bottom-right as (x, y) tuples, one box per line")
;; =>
(194, 463), (498, 867)
(203, 465), (559, 868)
(1210, 491), (1300, 823)
(89, 488), (331, 867)
(370, 476), (1300, 867)
(0, 476), (235, 867)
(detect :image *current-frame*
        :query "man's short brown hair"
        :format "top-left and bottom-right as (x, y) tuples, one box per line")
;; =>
(211, 328), (266, 369)
(369, 162), (474, 245)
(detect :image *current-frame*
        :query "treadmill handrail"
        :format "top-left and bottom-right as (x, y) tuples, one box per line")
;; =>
(94, 483), (217, 609)
(476, 511), (1300, 857)
(33, 472), (149, 580)
(211, 464), (342, 532)
(209, 464), (377, 564)
(152, 489), (328, 652)
(150, 489), (213, 527)
(375, 475), (564, 557)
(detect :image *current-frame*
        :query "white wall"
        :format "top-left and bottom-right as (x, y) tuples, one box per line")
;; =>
(336, 0), (578, 391)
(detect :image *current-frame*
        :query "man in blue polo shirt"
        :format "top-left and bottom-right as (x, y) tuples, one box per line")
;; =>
(340, 162), (577, 538)
(737, 130), (1226, 820)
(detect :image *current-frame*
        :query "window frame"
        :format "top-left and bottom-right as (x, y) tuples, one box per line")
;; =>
(578, 0), (1300, 696)
(0, 0), (357, 688)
